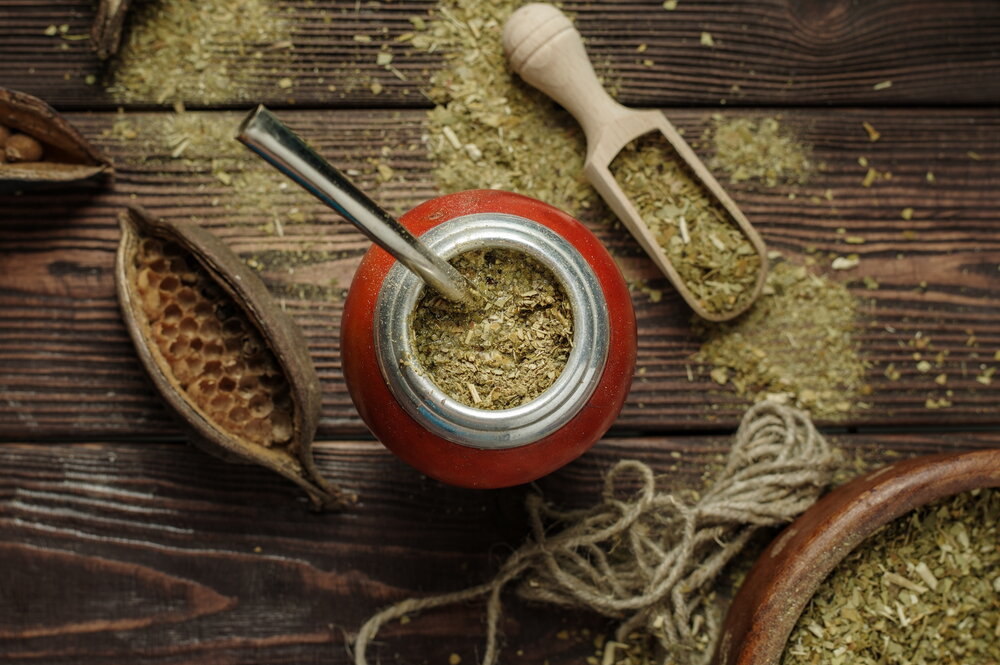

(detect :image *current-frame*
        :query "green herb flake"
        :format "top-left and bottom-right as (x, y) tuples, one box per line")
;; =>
(861, 121), (881, 142)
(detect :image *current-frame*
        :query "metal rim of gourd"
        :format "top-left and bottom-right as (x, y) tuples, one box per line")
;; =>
(374, 212), (611, 450)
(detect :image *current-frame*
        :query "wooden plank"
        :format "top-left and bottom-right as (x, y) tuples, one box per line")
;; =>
(1, 0), (999, 109)
(0, 107), (998, 440)
(0, 432), (996, 664)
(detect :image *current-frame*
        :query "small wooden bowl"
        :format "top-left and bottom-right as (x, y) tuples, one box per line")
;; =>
(714, 448), (1000, 665)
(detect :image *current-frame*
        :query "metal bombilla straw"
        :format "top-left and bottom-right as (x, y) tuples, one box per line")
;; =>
(236, 105), (474, 303)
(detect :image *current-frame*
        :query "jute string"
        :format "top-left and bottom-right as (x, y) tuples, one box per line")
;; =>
(353, 401), (837, 665)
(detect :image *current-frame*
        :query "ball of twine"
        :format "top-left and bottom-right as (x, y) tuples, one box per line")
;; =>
(353, 400), (837, 665)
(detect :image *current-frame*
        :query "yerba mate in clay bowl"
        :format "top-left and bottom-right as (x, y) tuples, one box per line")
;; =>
(714, 447), (1000, 665)
(342, 189), (636, 489)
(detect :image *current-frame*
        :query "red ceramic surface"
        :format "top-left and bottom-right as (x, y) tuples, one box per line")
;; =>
(341, 189), (636, 488)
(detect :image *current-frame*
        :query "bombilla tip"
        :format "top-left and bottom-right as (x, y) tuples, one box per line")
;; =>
(235, 104), (270, 145)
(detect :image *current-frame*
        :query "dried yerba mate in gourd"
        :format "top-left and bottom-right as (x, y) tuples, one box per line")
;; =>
(116, 207), (346, 510)
(0, 88), (111, 185)
(411, 248), (573, 410)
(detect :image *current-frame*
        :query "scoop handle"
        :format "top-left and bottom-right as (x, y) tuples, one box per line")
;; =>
(503, 3), (627, 146)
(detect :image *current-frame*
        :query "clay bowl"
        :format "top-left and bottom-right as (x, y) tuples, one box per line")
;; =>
(713, 447), (1000, 665)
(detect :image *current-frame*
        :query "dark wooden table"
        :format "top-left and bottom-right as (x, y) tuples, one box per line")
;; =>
(1, 1), (998, 663)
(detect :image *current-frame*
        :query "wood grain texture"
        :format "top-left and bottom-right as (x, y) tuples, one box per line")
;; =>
(1, 2), (996, 661)
(0, 107), (998, 440)
(0, 433), (997, 665)
(0, 0), (999, 109)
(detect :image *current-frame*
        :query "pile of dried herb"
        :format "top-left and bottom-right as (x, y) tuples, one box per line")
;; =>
(411, 248), (572, 409)
(109, 0), (291, 104)
(411, 0), (600, 215)
(611, 132), (762, 316)
(694, 256), (869, 419)
(109, 112), (319, 236)
(783, 488), (1000, 665)
(161, 113), (317, 234)
(703, 115), (817, 187)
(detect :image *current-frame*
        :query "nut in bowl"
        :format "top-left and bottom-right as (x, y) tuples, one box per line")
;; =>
(714, 448), (1000, 665)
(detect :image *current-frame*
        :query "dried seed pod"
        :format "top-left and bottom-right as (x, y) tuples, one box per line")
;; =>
(0, 88), (111, 185)
(91, 0), (133, 60)
(116, 206), (347, 510)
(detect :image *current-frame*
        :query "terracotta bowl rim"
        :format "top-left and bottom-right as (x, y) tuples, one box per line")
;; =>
(714, 447), (1000, 665)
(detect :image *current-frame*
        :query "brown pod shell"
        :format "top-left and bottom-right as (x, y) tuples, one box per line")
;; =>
(115, 206), (347, 510)
(0, 87), (111, 184)
(91, 0), (133, 60)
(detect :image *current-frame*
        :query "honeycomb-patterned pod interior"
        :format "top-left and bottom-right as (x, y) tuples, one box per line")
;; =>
(133, 236), (297, 448)
(115, 207), (346, 510)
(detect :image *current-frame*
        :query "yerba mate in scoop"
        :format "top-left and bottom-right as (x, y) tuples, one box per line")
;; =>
(611, 133), (762, 316)
(503, 4), (767, 321)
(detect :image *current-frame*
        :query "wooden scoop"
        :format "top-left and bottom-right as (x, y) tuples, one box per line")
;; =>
(503, 3), (767, 321)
